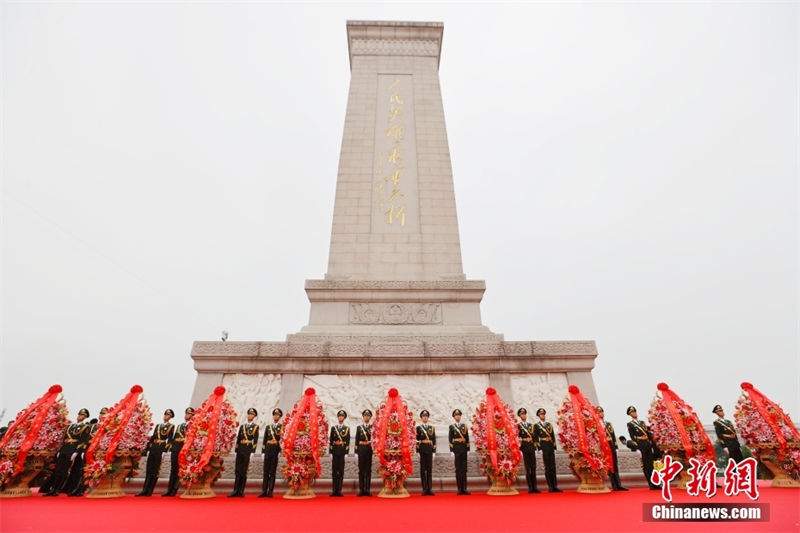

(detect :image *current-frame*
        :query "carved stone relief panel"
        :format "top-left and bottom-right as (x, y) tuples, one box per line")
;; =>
(349, 303), (442, 324)
(221, 373), (282, 432)
(508, 373), (570, 419)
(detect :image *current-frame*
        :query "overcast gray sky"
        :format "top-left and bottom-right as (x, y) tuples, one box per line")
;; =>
(2, 2), (797, 431)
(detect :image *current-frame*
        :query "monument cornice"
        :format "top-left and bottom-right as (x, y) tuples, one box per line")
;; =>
(346, 20), (444, 69)
(304, 279), (486, 303)
(191, 340), (597, 374)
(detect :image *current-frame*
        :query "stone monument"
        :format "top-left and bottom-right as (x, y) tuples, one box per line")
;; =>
(190, 21), (599, 437)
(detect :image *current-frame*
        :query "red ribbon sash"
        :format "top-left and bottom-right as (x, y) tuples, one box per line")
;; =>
(660, 386), (715, 463)
(744, 383), (800, 452)
(86, 386), (143, 467)
(0, 386), (62, 479)
(568, 387), (613, 472)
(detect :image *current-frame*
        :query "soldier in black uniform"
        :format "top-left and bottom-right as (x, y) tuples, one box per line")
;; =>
(44, 408), (91, 496)
(136, 409), (175, 496)
(259, 408), (282, 498)
(713, 405), (743, 464)
(627, 406), (660, 490)
(67, 407), (108, 497)
(162, 407), (193, 497)
(517, 407), (540, 493)
(596, 406), (627, 491)
(416, 409), (436, 496)
(329, 409), (349, 497)
(229, 407), (259, 497)
(533, 408), (562, 493)
(449, 409), (470, 495)
(354, 409), (373, 497)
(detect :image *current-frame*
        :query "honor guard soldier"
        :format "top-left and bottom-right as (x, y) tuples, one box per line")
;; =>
(627, 406), (660, 490)
(259, 408), (283, 498)
(533, 408), (562, 492)
(66, 407), (108, 497)
(329, 409), (350, 496)
(449, 409), (470, 495)
(354, 409), (374, 496)
(416, 409), (436, 495)
(517, 408), (540, 493)
(137, 409), (175, 496)
(44, 408), (91, 496)
(163, 407), (193, 496)
(229, 407), (259, 497)
(596, 407), (627, 491)
(713, 405), (744, 464)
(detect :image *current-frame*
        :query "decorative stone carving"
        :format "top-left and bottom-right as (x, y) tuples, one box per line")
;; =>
(192, 342), (259, 356)
(533, 341), (597, 356)
(349, 303), (442, 324)
(305, 280), (486, 290)
(302, 374), (490, 438)
(220, 374), (282, 430)
(508, 374), (570, 417)
(350, 38), (440, 58)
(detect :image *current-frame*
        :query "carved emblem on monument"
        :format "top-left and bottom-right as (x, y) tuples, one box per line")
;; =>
(349, 303), (442, 324)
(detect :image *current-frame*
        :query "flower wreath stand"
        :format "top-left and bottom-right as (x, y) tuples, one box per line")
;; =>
(473, 388), (521, 496)
(1, 450), (56, 498)
(647, 383), (716, 492)
(736, 382), (800, 488)
(558, 385), (613, 494)
(281, 388), (328, 499)
(178, 386), (237, 499)
(371, 389), (415, 499)
(0, 385), (67, 498)
(85, 385), (152, 499)
(181, 452), (225, 498)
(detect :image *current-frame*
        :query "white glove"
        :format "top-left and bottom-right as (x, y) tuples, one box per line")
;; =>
(432, 453), (436, 459)
(70, 452), (78, 461)
(450, 452), (455, 457)
(250, 453), (255, 459)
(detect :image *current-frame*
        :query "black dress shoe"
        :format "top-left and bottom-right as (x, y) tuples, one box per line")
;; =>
(258, 493), (268, 498)
(614, 487), (629, 491)
(531, 489), (541, 493)
(135, 493), (147, 497)
(550, 488), (563, 493)
(42, 492), (58, 497)
(161, 492), (175, 497)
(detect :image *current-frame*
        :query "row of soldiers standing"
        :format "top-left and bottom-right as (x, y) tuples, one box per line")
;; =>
(36, 401), (743, 496)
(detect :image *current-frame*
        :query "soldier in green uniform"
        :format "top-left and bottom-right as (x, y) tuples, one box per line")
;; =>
(449, 409), (470, 495)
(596, 406), (627, 491)
(416, 409), (436, 496)
(329, 409), (349, 497)
(44, 408), (91, 496)
(354, 409), (373, 496)
(229, 407), (259, 497)
(162, 407), (193, 497)
(627, 405), (660, 490)
(713, 405), (743, 463)
(533, 408), (562, 492)
(259, 408), (282, 498)
(137, 409), (175, 496)
(517, 407), (540, 493)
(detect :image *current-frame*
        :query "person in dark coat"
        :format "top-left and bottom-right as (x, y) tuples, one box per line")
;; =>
(416, 409), (436, 496)
(43, 408), (91, 496)
(517, 407), (540, 493)
(627, 406), (660, 490)
(329, 409), (349, 497)
(229, 407), (259, 497)
(137, 409), (175, 496)
(713, 405), (744, 464)
(596, 406), (627, 491)
(162, 407), (193, 497)
(449, 409), (470, 495)
(533, 408), (561, 493)
(258, 408), (282, 498)
(354, 409), (373, 497)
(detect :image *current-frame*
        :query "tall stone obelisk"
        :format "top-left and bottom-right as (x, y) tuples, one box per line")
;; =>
(190, 21), (599, 432)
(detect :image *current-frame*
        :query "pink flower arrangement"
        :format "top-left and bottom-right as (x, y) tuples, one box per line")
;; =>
(179, 391), (237, 487)
(557, 391), (612, 476)
(735, 382), (800, 478)
(647, 383), (714, 465)
(281, 390), (328, 491)
(0, 385), (69, 486)
(84, 387), (152, 488)
(371, 406), (415, 489)
(471, 389), (521, 485)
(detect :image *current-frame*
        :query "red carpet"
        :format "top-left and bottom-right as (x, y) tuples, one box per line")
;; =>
(1, 486), (798, 532)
